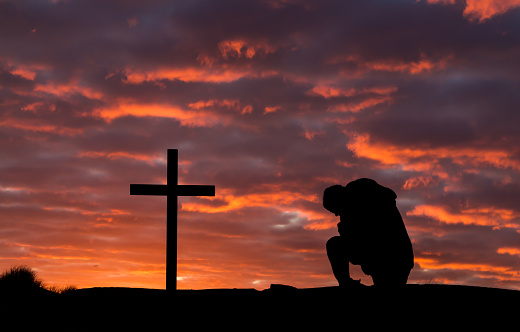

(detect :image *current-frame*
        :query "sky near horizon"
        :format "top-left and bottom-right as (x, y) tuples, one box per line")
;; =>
(2, 0), (520, 290)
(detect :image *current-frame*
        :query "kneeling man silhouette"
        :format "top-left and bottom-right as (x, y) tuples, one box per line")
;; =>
(324, 178), (414, 288)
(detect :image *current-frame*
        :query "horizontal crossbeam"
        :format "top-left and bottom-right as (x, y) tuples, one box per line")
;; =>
(130, 184), (215, 196)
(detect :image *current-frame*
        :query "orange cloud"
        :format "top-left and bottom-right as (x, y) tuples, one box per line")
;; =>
(21, 101), (55, 113)
(307, 86), (357, 98)
(307, 85), (397, 99)
(301, 130), (324, 140)
(306, 85), (397, 113)
(364, 55), (452, 74)
(264, 106), (281, 114)
(330, 54), (452, 75)
(346, 132), (432, 171)
(463, 0), (520, 21)
(497, 247), (520, 256)
(329, 96), (393, 113)
(218, 39), (277, 59)
(34, 82), (103, 100)
(407, 204), (519, 228)
(304, 217), (339, 231)
(78, 150), (164, 165)
(121, 66), (278, 84)
(427, 0), (520, 22)
(95, 102), (225, 127)
(180, 187), (320, 214)
(403, 176), (437, 190)
(5, 62), (49, 81)
(0, 118), (84, 136)
(346, 132), (520, 172)
(10, 67), (37, 81)
(188, 99), (253, 115)
(416, 257), (517, 277)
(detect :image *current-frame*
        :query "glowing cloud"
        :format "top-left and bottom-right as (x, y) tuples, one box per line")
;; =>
(497, 248), (520, 256)
(403, 176), (437, 190)
(188, 99), (253, 115)
(363, 55), (452, 74)
(121, 66), (278, 84)
(346, 132), (520, 172)
(330, 54), (452, 75)
(180, 188), (320, 214)
(427, 0), (520, 22)
(218, 39), (277, 59)
(78, 151), (164, 165)
(407, 204), (519, 228)
(94, 102), (225, 127)
(415, 257), (518, 279)
(307, 85), (397, 99)
(463, 0), (520, 21)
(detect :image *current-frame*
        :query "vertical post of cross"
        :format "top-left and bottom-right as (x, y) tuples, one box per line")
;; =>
(167, 149), (178, 292)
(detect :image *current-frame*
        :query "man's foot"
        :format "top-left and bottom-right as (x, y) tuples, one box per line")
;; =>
(338, 278), (363, 288)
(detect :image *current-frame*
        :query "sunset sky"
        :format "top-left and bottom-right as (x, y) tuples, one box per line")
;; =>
(2, 0), (520, 291)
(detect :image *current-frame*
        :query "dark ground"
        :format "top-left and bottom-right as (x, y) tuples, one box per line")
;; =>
(2, 284), (519, 330)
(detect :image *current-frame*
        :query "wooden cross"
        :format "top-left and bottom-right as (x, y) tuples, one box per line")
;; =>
(130, 149), (215, 292)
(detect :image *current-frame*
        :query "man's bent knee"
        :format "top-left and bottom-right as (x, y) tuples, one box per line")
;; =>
(326, 236), (342, 252)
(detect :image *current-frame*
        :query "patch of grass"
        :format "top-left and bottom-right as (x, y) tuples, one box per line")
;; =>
(0, 265), (76, 295)
(424, 278), (441, 285)
(46, 284), (78, 294)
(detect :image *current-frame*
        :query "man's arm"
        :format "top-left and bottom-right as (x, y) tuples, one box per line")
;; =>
(337, 221), (345, 235)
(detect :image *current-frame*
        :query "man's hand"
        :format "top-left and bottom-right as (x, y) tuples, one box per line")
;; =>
(339, 278), (363, 288)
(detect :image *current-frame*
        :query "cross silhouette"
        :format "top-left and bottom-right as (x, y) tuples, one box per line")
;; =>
(130, 149), (215, 292)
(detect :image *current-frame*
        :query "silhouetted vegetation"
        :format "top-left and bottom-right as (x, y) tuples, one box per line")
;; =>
(0, 265), (43, 294)
(0, 265), (76, 295)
